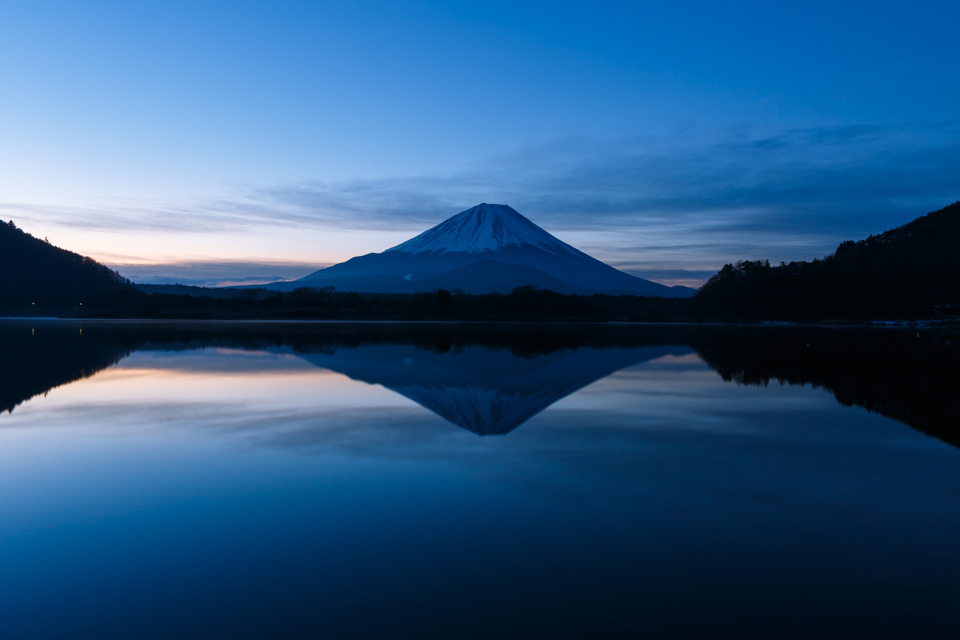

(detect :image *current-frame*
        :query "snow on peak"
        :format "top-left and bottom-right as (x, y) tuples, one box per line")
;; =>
(386, 203), (573, 256)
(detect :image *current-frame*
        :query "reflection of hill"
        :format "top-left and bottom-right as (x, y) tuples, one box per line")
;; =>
(0, 323), (132, 414)
(689, 327), (960, 450)
(298, 345), (686, 435)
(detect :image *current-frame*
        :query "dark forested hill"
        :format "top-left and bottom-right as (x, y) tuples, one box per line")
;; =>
(695, 201), (960, 320)
(0, 221), (131, 314)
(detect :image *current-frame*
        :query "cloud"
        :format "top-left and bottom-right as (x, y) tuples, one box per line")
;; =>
(3, 121), (958, 280)
(107, 260), (324, 287)
(614, 268), (721, 289)
(0, 200), (250, 234)
(239, 120), (960, 248)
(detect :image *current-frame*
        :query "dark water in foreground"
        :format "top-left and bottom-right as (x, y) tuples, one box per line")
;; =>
(1, 321), (958, 639)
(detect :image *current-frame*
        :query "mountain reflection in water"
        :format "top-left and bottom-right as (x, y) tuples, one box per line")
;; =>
(2, 320), (960, 640)
(298, 344), (688, 435)
(2, 321), (958, 446)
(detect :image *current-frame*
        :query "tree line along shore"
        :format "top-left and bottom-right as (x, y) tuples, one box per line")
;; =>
(3, 202), (959, 323)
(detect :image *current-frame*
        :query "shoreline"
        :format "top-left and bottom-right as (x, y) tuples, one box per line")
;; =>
(3, 316), (958, 329)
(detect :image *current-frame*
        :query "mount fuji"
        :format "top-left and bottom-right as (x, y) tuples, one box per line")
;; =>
(273, 204), (695, 297)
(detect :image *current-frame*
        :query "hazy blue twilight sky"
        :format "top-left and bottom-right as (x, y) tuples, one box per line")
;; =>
(2, 0), (958, 286)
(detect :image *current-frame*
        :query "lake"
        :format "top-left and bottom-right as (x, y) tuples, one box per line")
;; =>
(1, 320), (958, 639)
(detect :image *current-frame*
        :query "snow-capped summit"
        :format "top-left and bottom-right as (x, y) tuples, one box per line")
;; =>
(386, 203), (577, 256)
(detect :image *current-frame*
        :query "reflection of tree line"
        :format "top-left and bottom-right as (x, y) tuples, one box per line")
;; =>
(689, 328), (960, 448)
(0, 324), (132, 414)
(3, 322), (958, 448)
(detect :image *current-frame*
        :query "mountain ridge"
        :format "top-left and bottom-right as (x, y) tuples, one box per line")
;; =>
(0, 221), (131, 313)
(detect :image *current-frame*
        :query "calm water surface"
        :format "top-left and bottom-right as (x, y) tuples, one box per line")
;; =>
(1, 321), (958, 639)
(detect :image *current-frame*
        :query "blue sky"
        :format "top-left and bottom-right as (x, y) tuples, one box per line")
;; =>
(1, 0), (958, 286)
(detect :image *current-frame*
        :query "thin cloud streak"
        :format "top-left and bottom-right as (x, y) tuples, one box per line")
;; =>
(4, 122), (957, 284)
(9, 121), (957, 234)
(109, 260), (324, 287)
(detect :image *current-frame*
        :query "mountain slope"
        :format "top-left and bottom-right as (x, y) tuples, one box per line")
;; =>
(287, 204), (694, 297)
(0, 221), (131, 313)
(413, 261), (589, 294)
(268, 260), (590, 295)
(695, 201), (960, 319)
